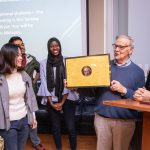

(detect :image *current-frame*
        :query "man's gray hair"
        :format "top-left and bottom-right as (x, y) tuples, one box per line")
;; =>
(116, 35), (134, 49)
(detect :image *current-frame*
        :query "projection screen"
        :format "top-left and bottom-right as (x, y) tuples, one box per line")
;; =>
(0, 0), (87, 61)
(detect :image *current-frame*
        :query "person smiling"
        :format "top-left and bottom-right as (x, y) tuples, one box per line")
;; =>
(8, 36), (45, 150)
(37, 37), (78, 150)
(94, 35), (145, 150)
(0, 43), (38, 150)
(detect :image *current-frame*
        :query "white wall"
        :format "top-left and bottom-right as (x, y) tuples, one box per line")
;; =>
(104, 0), (150, 75)
(89, 0), (104, 55)
(105, 0), (128, 59)
(128, 0), (150, 75)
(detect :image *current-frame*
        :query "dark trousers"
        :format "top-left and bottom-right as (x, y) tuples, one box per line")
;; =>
(130, 112), (143, 150)
(47, 100), (77, 150)
(0, 116), (29, 150)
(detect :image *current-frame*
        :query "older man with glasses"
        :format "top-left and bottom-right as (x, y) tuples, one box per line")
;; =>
(94, 35), (145, 150)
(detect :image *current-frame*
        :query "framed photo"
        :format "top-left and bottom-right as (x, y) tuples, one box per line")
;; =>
(65, 54), (111, 87)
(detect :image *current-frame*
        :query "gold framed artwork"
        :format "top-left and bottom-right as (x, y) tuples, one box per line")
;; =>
(65, 54), (111, 87)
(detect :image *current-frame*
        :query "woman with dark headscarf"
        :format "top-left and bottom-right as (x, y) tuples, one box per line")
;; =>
(38, 37), (78, 150)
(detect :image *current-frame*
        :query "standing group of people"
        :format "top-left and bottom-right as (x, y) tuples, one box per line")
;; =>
(0, 34), (149, 150)
(0, 36), (79, 150)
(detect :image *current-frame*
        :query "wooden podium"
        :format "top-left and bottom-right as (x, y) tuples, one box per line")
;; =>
(103, 99), (150, 150)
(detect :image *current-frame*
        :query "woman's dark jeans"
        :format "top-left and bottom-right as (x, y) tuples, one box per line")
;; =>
(47, 99), (77, 150)
(0, 116), (29, 150)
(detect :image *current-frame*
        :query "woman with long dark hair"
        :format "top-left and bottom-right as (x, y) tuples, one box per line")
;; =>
(38, 37), (78, 150)
(0, 43), (38, 150)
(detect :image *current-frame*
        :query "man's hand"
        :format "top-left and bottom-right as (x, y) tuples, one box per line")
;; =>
(110, 80), (127, 94)
(134, 88), (150, 101)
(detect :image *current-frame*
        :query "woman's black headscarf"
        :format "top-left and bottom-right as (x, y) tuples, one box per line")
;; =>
(46, 37), (65, 101)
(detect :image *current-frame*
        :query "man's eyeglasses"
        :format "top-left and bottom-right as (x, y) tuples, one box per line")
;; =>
(112, 44), (130, 50)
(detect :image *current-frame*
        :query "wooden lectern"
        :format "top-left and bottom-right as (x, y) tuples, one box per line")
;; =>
(103, 99), (150, 150)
